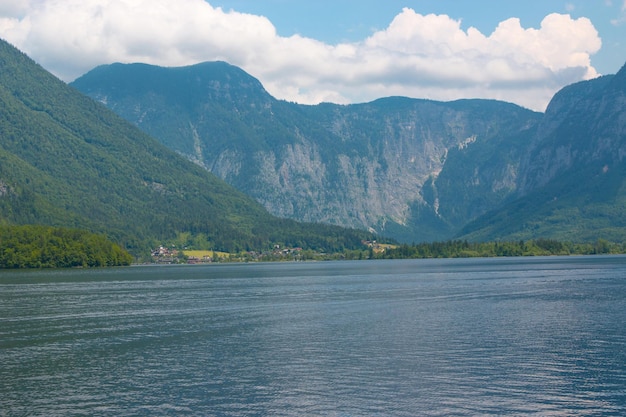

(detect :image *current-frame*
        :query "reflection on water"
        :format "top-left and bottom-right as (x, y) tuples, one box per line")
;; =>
(2, 257), (626, 415)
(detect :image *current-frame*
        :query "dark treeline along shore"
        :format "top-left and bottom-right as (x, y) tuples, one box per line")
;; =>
(0, 225), (132, 268)
(150, 238), (626, 264)
(376, 239), (626, 259)
(2, 223), (624, 269)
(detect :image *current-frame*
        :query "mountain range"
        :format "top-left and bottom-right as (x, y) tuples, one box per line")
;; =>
(71, 59), (626, 243)
(0, 39), (373, 256)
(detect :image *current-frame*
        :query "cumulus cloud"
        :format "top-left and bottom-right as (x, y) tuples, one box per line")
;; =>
(0, 1), (602, 111)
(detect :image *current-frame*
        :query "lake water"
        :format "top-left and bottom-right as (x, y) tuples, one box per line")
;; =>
(1, 256), (626, 416)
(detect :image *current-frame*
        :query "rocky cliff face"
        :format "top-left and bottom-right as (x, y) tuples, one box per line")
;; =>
(80, 61), (626, 242)
(71, 62), (542, 241)
(458, 62), (626, 242)
(294, 98), (541, 240)
(517, 75), (617, 194)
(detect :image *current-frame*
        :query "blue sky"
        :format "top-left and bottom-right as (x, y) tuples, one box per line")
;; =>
(0, 0), (624, 111)
(213, 0), (624, 75)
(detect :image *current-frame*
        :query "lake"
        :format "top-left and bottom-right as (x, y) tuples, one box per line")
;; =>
(1, 256), (626, 416)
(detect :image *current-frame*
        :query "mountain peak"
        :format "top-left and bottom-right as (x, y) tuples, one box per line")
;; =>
(0, 38), (372, 255)
(72, 61), (272, 105)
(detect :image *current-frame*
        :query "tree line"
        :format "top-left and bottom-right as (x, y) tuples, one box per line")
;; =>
(377, 238), (625, 259)
(0, 225), (133, 268)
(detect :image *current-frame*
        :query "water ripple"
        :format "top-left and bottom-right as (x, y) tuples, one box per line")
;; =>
(1, 257), (626, 415)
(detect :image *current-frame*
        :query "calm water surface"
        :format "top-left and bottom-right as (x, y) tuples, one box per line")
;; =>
(1, 256), (626, 416)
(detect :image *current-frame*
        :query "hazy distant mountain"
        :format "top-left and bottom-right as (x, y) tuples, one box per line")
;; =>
(72, 62), (542, 241)
(0, 39), (373, 255)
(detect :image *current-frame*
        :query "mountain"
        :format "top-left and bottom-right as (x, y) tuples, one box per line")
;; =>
(0, 39), (374, 256)
(459, 63), (626, 241)
(72, 62), (541, 241)
(71, 59), (626, 244)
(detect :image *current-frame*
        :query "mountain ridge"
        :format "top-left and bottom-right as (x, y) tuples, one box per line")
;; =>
(0, 39), (375, 255)
(71, 58), (626, 243)
(459, 61), (626, 241)
(72, 63), (542, 241)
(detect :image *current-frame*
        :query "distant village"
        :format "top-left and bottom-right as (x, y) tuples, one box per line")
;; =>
(150, 240), (389, 264)
(150, 246), (180, 264)
(151, 244), (305, 264)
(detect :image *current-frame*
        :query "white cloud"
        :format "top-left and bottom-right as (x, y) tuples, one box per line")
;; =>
(0, 0), (31, 18)
(0, 1), (602, 111)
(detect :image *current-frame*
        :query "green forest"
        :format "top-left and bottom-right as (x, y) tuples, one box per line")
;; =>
(172, 238), (626, 262)
(376, 238), (626, 259)
(2, 224), (624, 269)
(0, 39), (378, 258)
(0, 225), (133, 268)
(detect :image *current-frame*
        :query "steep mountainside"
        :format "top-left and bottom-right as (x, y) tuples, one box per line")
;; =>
(459, 63), (626, 241)
(0, 39), (373, 255)
(72, 63), (541, 241)
(72, 59), (626, 243)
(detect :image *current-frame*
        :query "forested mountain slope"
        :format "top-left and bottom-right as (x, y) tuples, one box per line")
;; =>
(0, 39), (373, 255)
(459, 63), (626, 241)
